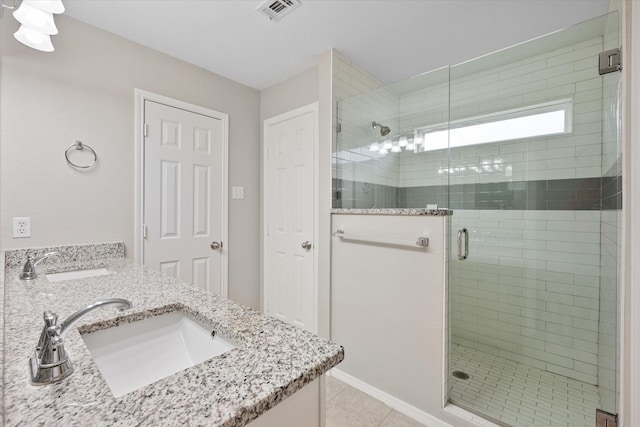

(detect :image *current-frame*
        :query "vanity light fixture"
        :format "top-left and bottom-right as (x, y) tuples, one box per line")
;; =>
(398, 136), (408, 148)
(390, 145), (402, 153)
(369, 142), (380, 152)
(12, 0), (64, 52)
(382, 139), (393, 150)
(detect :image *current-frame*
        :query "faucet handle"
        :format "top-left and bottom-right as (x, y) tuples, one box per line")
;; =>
(43, 310), (58, 327)
(36, 311), (59, 356)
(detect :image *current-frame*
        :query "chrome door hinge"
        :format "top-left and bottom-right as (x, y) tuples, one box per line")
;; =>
(143, 224), (148, 239)
(599, 48), (622, 75)
(596, 409), (617, 427)
(143, 123), (149, 137)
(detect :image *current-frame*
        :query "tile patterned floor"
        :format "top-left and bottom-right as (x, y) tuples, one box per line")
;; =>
(449, 344), (601, 427)
(326, 376), (428, 427)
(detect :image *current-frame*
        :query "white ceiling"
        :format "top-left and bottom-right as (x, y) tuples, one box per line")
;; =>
(63, 0), (610, 91)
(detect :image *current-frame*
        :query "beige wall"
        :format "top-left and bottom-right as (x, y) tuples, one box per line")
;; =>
(0, 16), (262, 309)
(260, 66), (319, 122)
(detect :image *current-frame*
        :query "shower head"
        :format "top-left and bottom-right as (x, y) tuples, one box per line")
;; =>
(372, 121), (391, 136)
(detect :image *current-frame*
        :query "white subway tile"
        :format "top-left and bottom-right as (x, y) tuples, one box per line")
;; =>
(523, 83), (576, 104)
(548, 69), (599, 88)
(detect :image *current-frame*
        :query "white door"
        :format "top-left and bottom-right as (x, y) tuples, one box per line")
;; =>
(263, 104), (317, 333)
(144, 100), (227, 296)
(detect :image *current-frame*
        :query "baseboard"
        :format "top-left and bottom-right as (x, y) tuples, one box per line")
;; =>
(329, 368), (454, 427)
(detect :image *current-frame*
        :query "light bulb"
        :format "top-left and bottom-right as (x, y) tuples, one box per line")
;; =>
(379, 147), (388, 155)
(369, 143), (380, 152)
(14, 25), (54, 51)
(14, 1), (58, 35)
(398, 136), (408, 147)
(391, 145), (401, 153)
(406, 142), (416, 151)
(383, 140), (392, 150)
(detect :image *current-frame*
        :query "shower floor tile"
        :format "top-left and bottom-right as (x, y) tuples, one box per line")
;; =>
(449, 344), (600, 427)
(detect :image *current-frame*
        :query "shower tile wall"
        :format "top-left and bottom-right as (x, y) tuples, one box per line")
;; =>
(332, 51), (401, 208)
(399, 36), (604, 192)
(450, 209), (601, 385)
(334, 32), (614, 387)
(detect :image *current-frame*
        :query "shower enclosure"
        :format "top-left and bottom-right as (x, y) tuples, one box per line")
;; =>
(334, 12), (621, 427)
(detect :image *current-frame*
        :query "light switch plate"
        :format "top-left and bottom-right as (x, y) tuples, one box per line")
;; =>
(232, 186), (245, 200)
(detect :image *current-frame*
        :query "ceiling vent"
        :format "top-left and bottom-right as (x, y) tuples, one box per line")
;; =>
(257, 0), (302, 21)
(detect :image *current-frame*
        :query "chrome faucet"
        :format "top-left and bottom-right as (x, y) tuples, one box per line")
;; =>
(20, 251), (65, 280)
(30, 298), (132, 385)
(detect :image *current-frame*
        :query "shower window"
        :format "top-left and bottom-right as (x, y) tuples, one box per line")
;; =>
(418, 98), (573, 152)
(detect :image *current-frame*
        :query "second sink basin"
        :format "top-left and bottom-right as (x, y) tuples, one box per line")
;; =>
(46, 268), (110, 282)
(81, 310), (237, 397)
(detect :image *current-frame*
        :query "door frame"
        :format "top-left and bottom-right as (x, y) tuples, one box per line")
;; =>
(624, 1), (640, 425)
(134, 89), (229, 297)
(262, 102), (320, 333)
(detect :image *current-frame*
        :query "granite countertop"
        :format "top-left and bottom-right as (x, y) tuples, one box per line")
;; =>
(3, 254), (343, 426)
(331, 208), (451, 216)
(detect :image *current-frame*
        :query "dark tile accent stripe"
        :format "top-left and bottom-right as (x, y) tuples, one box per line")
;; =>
(602, 176), (622, 210)
(333, 178), (398, 209)
(334, 177), (622, 210)
(602, 157), (623, 210)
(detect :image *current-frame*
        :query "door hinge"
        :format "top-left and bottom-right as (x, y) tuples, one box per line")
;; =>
(596, 409), (617, 427)
(599, 48), (622, 75)
(336, 123), (342, 133)
(143, 123), (149, 137)
(143, 224), (148, 239)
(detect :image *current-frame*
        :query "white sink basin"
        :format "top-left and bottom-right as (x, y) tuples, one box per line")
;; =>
(81, 311), (237, 397)
(46, 268), (111, 282)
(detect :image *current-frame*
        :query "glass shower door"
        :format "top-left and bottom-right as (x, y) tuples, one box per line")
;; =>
(446, 12), (621, 427)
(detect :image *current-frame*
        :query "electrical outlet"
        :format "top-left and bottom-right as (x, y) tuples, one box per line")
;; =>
(12, 217), (31, 238)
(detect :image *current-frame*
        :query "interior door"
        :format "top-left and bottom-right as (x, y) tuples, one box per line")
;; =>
(263, 104), (317, 333)
(144, 100), (226, 296)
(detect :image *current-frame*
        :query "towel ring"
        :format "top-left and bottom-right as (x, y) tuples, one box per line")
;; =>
(65, 141), (97, 169)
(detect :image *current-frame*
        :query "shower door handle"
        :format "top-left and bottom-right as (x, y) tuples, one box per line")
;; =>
(457, 228), (469, 260)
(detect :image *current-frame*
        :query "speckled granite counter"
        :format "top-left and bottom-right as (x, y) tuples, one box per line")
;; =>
(331, 208), (451, 216)
(3, 245), (343, 426)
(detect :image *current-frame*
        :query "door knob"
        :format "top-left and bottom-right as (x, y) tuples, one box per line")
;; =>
(210, 241), (223, 250)
(301, 241), (312, 250)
